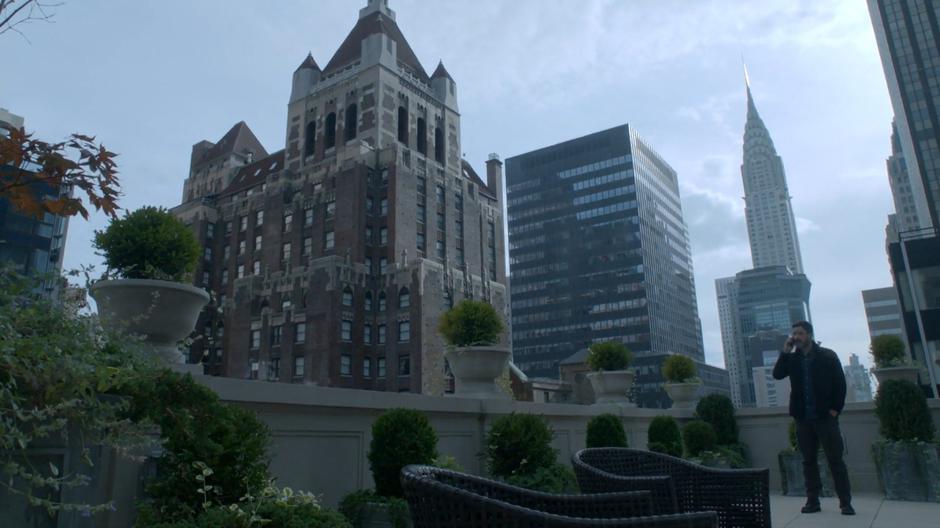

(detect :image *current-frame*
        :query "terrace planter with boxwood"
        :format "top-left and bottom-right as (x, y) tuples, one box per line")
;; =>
(439, 299), (509, 399)
(661, 354), (702, 409)
(90, 207), (208, 365)
(870, 334), (919, 384)
(585, 341), (635, 405)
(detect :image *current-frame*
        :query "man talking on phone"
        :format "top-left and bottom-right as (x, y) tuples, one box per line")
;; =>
(772, 320), (854, 515)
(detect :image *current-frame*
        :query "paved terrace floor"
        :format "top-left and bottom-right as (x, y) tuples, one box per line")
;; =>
(771, 494), (940, 527)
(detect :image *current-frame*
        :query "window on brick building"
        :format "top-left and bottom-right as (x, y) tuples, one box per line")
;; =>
(380, 227), (388, 246)
(379, 292), (387, 312)
(237, 264), (245, 279)
(416, 117), (427, 155)
(303, 237), (312, 256)
(345, 104), (358, 141)
(252, 261), (261, 275)
(364, 324), (372, 344)
(304, 121), (316, 158)
(341, 354), (351, 376)
(399, 355), (410, 376)
(324, 231), (335, 250)
(398, 321), (410, 342)
(304, 208), (314, 226)
(256, 211), (264, 226)
(239, 240), (246, 255)
(271, 325), (282, 346)
(325, 112), (337, 149)
(282, 242), (292, 262)
(295, 323), (306, 343)
(399, 288), (410, 309)
(341, 320), (352, 341)
(397, 106), (408, 145)
(250, 329), (261, 349)
(284, 212), (293, 232)
(435, 127), (444, 164)
(255, 234), (262, 251)
(240, 216), (247, 232)
(293, 356), (305, 378)
(363, 357), (372, 378)
(342, 287), (353, 307)
(378, 324), (386, 344)
(365, 291), (373, 311)
(378, 357), (387, 377)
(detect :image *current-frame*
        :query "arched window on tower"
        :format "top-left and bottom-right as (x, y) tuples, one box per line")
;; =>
(304, 121), (316, 158)
(434, 126), (445, 164)
(416, 118), (427, 155)
(325, 112), (337, 149)
(397, 106), (409, 145)
(345, 104), (358, 142)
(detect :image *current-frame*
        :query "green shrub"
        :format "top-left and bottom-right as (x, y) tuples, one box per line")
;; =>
(647, 416), (682, 458)
(339, 490), (409, 528)
(586, 341), (633, 371)
(870, 334), (907, 368)
(486, 413), (556, 477)
(662, 355), (697, 383)
(93, 206), (200, 281)
(438, 299), (503, 346)
(367, 408), (438, 497)
(586, 413), (628, 448)
(683, 420), (718, 457)
(124, 370), (270, 521)
(694, 394), (738, 445)
(504, 463), (579, 493)
(875, 379), (935, 442)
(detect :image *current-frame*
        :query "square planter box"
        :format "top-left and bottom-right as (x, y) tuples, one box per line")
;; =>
(778, 450), (835, 497)
(873, 441), (940, 502)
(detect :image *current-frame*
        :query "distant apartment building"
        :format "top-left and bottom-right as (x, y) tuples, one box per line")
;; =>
(862, 287), (909, 350)
(505, 124), (727, 408)
(171, 0), (508, 394)
(716, 276), (743, 407)
(844, 353), (873, 403)
(0, 108), (69, 296)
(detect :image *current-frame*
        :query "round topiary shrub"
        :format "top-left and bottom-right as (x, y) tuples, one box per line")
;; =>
(586, 413), (628, 448)
(683, 420), (718, 457)
(486, 413), (556, 477)
(438, 299), (504, 346)
(662, 355), (697, 383)
(368, 408), (438, 497)
(875, 379), (935, 442)
(587, 341), (633, 371)
(694, 393), (738, 445)
(647, 415), (682, 458)
(870, 334), (907, 368)
(93, 206), (200, 281)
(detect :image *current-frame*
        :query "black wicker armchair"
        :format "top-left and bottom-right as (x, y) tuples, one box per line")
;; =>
(572, 448), (770, 528)
(401, 464), (718, 527)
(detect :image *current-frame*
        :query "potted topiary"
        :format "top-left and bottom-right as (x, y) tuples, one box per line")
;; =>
(661, 354), (702, 409)
(647, 415), (682, 457)
(778, 420), (835, 497)
(586, 413), (628, 449)
(439, 299), (509, 399)
(872, 379), (940, 501)
(90, 206), (208, 365)
(585, 341), (635, 405)
(870, 334), (919, 384)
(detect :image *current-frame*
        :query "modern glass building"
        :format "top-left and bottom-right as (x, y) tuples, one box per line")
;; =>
(731, 266), (811, 406)
(506, 125), (709, 407)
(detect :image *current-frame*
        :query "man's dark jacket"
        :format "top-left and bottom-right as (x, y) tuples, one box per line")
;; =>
(772, 343), (847, 420)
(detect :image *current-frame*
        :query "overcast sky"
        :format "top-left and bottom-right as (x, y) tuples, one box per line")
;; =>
(2, 0), (896, 370)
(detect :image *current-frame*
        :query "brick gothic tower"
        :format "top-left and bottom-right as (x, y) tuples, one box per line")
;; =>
(173, 0), (508, 394)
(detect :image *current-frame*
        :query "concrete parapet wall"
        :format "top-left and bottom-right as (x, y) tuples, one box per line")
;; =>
(200, 374), (940, 506)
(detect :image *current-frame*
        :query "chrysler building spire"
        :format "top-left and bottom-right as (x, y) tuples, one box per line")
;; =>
(741, 73), (805, 274)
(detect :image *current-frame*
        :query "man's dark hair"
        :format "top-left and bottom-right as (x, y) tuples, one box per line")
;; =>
(792, 321), (813, 335)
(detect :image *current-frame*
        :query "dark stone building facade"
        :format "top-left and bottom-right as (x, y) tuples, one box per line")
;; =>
(172, 0), (507, 394)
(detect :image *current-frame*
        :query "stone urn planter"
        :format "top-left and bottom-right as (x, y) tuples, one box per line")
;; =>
(91, 279), (210, 365)
(663, 381), (702, 409)
(873, 441), (940, 501)
(778, 450), (835, 497)
(872, 365), (920, 385)
(587, 370), (635, 405)
(445, 346), (511, 399)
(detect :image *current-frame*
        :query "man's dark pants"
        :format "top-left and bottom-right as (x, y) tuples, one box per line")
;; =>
(795, 416), (852, 505)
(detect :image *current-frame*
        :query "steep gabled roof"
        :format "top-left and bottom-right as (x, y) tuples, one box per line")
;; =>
(322, 11), (428, 81)
(296, 52), (320, 72)
(193, 121), (268, 167)
(221, 150), (285, 198)
(431, 60), (453, 81)
(461, 159), (496, 200)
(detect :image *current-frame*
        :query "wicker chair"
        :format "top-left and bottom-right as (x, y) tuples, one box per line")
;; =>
(572, 448), (770, 528)
(401, 464), (718, 527)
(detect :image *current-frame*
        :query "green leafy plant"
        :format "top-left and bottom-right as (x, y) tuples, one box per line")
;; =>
(93, 206), (200, 281)
(123, 369), (270, 521)
(438, 299), (504, 346)
(694, 394), (738, 445)
(338, 489), (409, 528)
(486, 413), (556, 478)
(682, 420), (718, 457)
(870, 334), (908, 368)
(647, 416), (682, 458)
(662, 355), (697, 383)
(0, 269), (158, 516)
(875, 379), (935, 442)
(504, 463), (579, 493)
(586, 413), (628, 448)
(432, 454), (463, 472)
(367, 408), (438, 498)
(586, 341), (632, 371)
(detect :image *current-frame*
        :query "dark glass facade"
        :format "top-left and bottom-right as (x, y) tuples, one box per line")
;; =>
(732, 266), (811, 406)
(506, 125), (706, 407)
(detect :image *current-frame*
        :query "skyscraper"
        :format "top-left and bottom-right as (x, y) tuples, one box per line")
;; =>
(506, 125), (713, 407)
(715, 276), (743, 407)
(844, 353), (873, 403)
(886, 121), (923, 234)
(742, 75), (804, 274)
(172, 0), (508, 394)
(869, 0), (940, 229)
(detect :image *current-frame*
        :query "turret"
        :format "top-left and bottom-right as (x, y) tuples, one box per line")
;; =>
(290, 53), (321, 103)
(431, 60), (458, 112)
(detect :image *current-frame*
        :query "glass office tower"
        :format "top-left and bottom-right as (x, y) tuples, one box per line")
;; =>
(506, 125), (706, 407)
